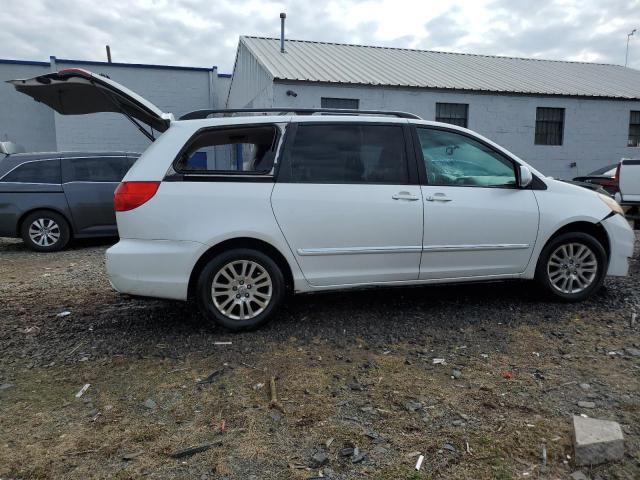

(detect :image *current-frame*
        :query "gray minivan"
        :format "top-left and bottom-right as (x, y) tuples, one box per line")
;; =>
(0, 151), (138, 251)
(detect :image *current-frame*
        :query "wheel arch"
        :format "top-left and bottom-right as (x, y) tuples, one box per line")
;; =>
(187, 237), (294, 298)
(16, 207), (73, 238)
(534, 221), (611, 276)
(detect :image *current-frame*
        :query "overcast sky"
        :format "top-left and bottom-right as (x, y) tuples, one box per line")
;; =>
(2, 0), (639, 72)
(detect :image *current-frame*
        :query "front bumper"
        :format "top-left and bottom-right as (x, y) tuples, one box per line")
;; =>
(106, 238), (204, 300)
(602, 214), (636, 276)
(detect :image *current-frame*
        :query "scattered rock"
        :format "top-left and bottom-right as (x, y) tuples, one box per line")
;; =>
(452, 419), (465, 427)
(0, 383), (15, 391)
(88, 408), (99, 418)
(405, 400), (423, 412)
(371, 445), (388, 455)
(570, 471), (590, 480)
(310, 451), (329, 467)
(340, 447), (354, 457)
(443, 443), (457, 453)
(352, 452), (366, 463)
(573, 415), (624, 466)
(577, 401), (596, 409)
(348, 382), (364, 391)
(579, 383), (591, 391)
(452, 369), (462, 379)
(624, 347), (640, 357)
(143, 399), (157, 410)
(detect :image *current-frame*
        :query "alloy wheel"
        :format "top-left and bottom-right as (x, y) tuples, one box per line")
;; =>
(547, 242), (598, 294)
(28, 218), (61, 247)
(211, 260), (273, 320)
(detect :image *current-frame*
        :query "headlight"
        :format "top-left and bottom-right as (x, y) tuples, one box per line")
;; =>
(597, 193), (624, 215)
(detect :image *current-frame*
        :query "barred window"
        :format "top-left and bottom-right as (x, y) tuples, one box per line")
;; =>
(628, 111), (640, 147)
(535, 107), (564, 145)
(435, 103), (468, 128)
(320, 97), (359, 109)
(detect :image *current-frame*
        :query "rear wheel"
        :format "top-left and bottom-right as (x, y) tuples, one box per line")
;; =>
(196, 249), (285, 331)
(20, 210), (70, 252)
(535, 232), (607, 301)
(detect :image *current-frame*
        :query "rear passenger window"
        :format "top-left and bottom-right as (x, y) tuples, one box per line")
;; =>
(177, 125), (279, 174)
(286, 124), (408, 184)
(66, 157), (134, 182)
(1, 159), (61, 183)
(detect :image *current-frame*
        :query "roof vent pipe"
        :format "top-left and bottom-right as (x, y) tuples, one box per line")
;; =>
(280, 12), (286, 53)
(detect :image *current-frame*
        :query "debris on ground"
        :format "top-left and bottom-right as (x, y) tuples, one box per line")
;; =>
(432, 358), (446, 365)
(213, 341), (232, 346)
(169, 441), (222, 459)
(573, 415), (625, 466)
(310, 451), (329, 467)
(56, 311), (71, 318)
(569, 471), (590, 480)
(143, 398), (157, 410)
(269, 376), (285, 413)
(415, 454), (424, 470)
(122, 451), (143, 461)
(74, 383), (90, 398)
(196, 368), (225, 385)
(501, 371), (515, 380)
(577, 401), (596, 409)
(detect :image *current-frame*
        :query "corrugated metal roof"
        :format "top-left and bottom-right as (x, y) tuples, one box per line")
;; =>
(240, 36), (640, 100)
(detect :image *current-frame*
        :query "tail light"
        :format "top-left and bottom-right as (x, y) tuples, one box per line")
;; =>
(614, 162), (621, 183)
(114, 181), (160, 212)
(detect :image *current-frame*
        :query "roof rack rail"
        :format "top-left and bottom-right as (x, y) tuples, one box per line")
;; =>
(179, 108), (421, 120)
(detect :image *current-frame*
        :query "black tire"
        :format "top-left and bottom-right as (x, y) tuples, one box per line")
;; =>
(535, 232), (607, 302)
(196, 248), (285, 331)
(20, 210), (71, 252)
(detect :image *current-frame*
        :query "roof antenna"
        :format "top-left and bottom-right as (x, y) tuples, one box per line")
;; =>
(106, 45), (112, 63)
(280, 13), (286, 53)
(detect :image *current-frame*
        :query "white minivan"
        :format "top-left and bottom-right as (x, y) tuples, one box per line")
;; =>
(10, 69), (636, 330)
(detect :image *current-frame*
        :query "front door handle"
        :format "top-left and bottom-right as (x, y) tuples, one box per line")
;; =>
(392, 191), (420, 201)
(425, 193), (452, 202)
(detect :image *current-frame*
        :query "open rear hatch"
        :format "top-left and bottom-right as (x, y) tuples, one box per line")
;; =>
(7, 68), (173, 140)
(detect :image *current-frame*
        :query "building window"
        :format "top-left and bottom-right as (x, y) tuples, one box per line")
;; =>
(435, 103), (468, 128)
(628, 111), (640, 147)
(320, 97), (359, 109)
(535, 107), (564, 145)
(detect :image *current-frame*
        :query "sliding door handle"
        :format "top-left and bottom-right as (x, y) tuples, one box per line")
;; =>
(392, 192), (420, 201)
(426, 194), (452, 202)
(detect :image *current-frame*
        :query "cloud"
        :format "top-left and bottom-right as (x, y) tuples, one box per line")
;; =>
(0, 0), (638, 72)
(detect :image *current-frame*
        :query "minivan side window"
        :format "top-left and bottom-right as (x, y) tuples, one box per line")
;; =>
(66, 157), (135, 182)
(0, 159), (61, 184)
(286, 124), (408, 184)
(176, 125), (279, 174)
(416, 128), (516, 188)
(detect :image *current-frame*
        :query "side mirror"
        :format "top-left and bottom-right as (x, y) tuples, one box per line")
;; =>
(518, 165), (533, 188)
(0, 141), (25, 155)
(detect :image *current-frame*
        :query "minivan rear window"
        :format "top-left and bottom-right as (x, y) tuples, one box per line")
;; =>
(176, 125), (279, 174)
(0, 159), (61, 184)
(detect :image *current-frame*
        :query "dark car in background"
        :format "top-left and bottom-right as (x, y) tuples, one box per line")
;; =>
(0, 152), (138, 251)
(573, 163), (619, 195)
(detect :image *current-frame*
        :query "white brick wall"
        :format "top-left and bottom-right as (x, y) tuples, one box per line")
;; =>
(0, 62), (56, 152)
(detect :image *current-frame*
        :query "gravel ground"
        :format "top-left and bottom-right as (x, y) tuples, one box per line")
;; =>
(1, 234), (639, 479)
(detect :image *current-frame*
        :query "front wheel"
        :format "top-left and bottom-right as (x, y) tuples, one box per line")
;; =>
(535, 232), (607, 302)
(196, 249), (285, 331)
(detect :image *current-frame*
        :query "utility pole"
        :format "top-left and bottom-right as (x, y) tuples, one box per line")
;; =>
(626, 29), (636, 67)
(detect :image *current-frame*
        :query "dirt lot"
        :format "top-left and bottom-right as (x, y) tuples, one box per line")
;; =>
(1, 235), (639, 480)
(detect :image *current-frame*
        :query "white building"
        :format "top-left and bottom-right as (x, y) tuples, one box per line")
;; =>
(227, 36), (640, 178)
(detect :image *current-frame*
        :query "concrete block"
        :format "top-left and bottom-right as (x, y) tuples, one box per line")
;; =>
(573, 415), (624, 466)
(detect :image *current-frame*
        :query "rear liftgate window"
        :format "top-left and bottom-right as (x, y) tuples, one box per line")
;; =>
(176, 125), (279, 174)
